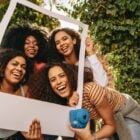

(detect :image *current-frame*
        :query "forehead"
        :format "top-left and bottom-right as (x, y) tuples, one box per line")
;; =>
(25, 35), (37, 41)
(55, 31), (70, 39)
(8, 56), (26, 64)
(49, 66), (64, 75)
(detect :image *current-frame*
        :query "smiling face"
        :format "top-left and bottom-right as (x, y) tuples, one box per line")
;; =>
(54, 31), (76, 57)
(48, 65), (71, 98)
(24, 35), (39, 58)
(4, 56), (26, 85)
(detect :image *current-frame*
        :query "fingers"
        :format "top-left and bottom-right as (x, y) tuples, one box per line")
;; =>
(85, 37), (92, 47)
(29, 119), (41, 139)
(68, 92), (79, 107)
(85, 37), (95, 55)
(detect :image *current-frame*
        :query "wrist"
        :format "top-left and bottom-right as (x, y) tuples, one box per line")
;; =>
(92, 133), (98, 140)
(87, 51), (95, 56)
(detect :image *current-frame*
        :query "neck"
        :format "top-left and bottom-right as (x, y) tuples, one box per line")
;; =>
(0, 81), (18, 94)
(64, 53), (78, 65)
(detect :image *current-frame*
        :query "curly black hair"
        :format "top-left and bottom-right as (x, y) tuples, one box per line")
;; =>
(0, 48), (32, 84)
(28, 62), (93, 105)
(1, 24), (49, 63)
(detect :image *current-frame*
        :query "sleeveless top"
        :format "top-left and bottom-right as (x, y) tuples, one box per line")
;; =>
(0, 85), (26, 139)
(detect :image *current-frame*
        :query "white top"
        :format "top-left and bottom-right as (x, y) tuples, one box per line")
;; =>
(0, 85), (25, 138)
(78, 55), (108, 87)
(0, 129), (17, 139)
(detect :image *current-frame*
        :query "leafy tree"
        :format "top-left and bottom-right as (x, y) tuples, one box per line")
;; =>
(0, 0), (60, 31)
(57, 0), (140, 102)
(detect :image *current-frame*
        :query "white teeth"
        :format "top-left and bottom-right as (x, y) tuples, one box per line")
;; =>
(13, 72), (20, 76)
(57, 85), (66, 90)
(12, 71), (22, 79)
(28, 50), (35, 53)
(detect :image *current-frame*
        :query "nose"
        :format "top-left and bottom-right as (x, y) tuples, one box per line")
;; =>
(16, 65), (22, 71)
(29, 42), (35, 48)
(59, 40), (64, 47)
(56, 77), (62, 85)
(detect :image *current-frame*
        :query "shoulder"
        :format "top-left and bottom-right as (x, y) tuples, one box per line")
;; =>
(83, 82), (103, 92)
(83, 82), (106, 106)
(21, 84), (30, 98)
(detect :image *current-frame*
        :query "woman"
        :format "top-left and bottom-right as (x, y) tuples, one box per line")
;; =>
(1, 25), (60, 140)
(0, 49), (44, 140)
(1, 24), (49, 73)
(30, 62), (140, 140)
(48, 27), (109, 87)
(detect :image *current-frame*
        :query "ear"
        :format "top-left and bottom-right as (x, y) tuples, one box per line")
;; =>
(73, 38), (77, 45)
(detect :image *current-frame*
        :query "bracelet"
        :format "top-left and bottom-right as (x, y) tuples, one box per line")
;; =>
(92, 133), (98, 140)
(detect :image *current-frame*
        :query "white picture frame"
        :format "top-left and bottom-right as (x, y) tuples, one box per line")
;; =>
(0, 0), (88, 137)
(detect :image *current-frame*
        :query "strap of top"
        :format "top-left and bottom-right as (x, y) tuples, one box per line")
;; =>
(20, 85), (25, 97)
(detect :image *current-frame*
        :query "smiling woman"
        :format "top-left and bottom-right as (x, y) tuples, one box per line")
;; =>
(28, 62), (140, 140)
(1, 24), (49, 73)
(0, 48), (44, 140)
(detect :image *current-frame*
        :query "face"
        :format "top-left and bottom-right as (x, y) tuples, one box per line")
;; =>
(24, 35), (39, 58)
(4, 56), (26, 85)
(54, 31), (76, 57)
(48, 66), (71, 98)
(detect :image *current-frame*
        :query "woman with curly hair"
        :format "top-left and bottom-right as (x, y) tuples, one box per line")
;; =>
(48, 27), (111, 87)
(0, 48), (44, 140)
(29, 62), (140, 140)
(1, 24), (49, 73)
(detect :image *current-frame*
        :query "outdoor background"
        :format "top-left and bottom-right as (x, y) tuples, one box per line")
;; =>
(0, 0), (140, 102)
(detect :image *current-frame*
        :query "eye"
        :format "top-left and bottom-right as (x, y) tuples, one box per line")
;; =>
(49, 77), (56, 82)
(59, 73), (66, 78)
(21, 65), (26, 70)
(25, 40), (29, 45)
(33, 42), (38, 46)
(11, 62), (18, 66)
(62, 36), (68, 41)
(55, 41), (60, 46)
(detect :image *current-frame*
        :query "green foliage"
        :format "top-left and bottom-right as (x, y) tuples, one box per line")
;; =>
(58, 0), (140, 102)
(0, 0), (60, 31)
(0, 0), (9, 21)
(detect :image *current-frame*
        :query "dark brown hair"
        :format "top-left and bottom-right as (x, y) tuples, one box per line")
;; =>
(28, 62), (93, 105)
(48, 27), (81, 62)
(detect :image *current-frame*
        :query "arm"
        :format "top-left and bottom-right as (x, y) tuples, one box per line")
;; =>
(70, 96), (116, 140)
(93, 95), (116, 139)
(85, 37), (108, 87)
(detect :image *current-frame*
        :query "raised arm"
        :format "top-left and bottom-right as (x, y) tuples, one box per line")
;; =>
(85, 37), (108, 87)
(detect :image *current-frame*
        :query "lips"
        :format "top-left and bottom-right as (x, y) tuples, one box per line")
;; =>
(27, 49), (37, 54)
(57, 85), (66, 91)
(56, 84), (68, 96)
(12, 72), (23, 80)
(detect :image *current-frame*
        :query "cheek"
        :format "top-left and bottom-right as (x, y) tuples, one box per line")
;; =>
(35, 46), (39, 51)
(56, 45), (61, 51)
(50, 82), (55, 90)
(24, 46), (28, 54)
(23, 70), (26, 76)
(24, 45), (27, 50)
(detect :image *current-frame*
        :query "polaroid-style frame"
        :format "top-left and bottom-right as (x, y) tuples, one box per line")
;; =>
(0, 0), (88, 137)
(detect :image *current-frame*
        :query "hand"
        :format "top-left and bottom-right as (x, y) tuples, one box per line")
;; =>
(68, 91), (79, 107)
(85, 37), (95, 56)
(69, 122), (92, 140)
(21, 119), (43, 140)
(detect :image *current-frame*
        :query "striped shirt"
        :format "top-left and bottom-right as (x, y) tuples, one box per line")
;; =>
(82, 82), (125, 120)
